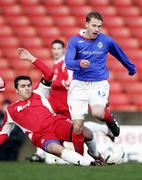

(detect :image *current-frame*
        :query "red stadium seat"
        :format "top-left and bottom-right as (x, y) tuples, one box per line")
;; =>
(115, 38), (139, 49)
(111, 104), (137, 111)
(60, 27), (80, 38)
(24, 5), (46, 16)
(28, 48), (52, 60)
(135, 0), (142, 7)
(118, 6), (140, 17)
(3, 5), (23, 16)
(70, 6), (93, 16)
(0, 49), (2, 57)
(124, 16), (142, 27)
(109, 93), (130, 106)
(92, 6), (117, 17)
(3, 48), (18, 59)
(107, 59), (125, 71)
(53, 16), (77, 27)
(20, 0), (39, 5)
(112, 0), (133, 6)
(30, 16), (54, 27)
(10, 58), (32, 70)
(37, 26), (60, 37)
(13, 26), (37, 37)
(66, 0), (87, 6)
(0, 69), (16, 81)
(42, 36), (67, 47)
(29, 69), (42, 82)
(0, 25), (13, 37)
(0, 16), (6, 26)
(129, 94), (142, 106)
(0, 37), (19, 48)
(125, 49), (142, 59)
(131, 28), (142, 39)
(44, 0), (64, 6)
(108, 27), (131, 38)
(0, 0), (17, 5)
(122, 82), (142, 94)
(19, 37), (43, 48)
(0, 58), (9, 69)
(103, 16), (124, 27)
(90, 0), (110, 6)
(6, 16), (30, 27)
(47, 5), (70, 16)
(109, 81), (123, 93)
(114, 70), (139, 83)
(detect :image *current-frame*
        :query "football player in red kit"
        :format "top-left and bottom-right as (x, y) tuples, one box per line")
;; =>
(0, 48), (105, 166)
(48, 40), (72, 118)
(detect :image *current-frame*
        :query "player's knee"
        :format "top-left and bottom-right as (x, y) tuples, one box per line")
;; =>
(46, 143), (64, 157)
(92, 106), (105, 119)
(73, 120), (84, 135)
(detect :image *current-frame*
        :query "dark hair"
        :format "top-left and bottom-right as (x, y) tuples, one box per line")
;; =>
(86, 12), (103, 23)
(14, 75), (32, 89)
(51, 39), (65, 48)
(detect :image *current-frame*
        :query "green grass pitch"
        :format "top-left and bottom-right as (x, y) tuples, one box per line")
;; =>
(0, 162), (142, 180)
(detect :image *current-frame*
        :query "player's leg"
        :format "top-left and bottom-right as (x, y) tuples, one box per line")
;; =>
(84, 121), (115, 142)
(67, 80), (89, 155)
(83, 126), (106, 165)
(44, 141), (96, 166)
(89, 81), (120, 137)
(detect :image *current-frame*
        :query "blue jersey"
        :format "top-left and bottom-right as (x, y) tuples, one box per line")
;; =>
(65, 33), (136, 81)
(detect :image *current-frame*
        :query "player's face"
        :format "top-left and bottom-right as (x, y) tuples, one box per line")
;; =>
(51, 43), (64, 60)
(85, 18), (103, 39)
(16, 80), (32, 100)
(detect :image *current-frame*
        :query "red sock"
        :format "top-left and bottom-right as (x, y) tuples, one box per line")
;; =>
(72, 132), (84, 155)
(102, 107), (113, 123)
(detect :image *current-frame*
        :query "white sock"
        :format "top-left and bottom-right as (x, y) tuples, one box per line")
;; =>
(45, 152), (69, 165)
(36, 148), (45, 158)
(85, 136), (99, 157)
(61, 149), (92, 166)
(85, 121), (108, 134)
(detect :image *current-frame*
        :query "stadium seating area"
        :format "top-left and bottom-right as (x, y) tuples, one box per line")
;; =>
(0, 0), (142, 111)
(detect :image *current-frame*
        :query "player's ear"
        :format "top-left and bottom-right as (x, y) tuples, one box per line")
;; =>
(85, 22), (88, 28)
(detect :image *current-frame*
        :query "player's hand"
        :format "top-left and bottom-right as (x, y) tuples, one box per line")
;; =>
(17, 48), (36, 63)
(80, 59), (90, 68)
(128, 70), (136, 76)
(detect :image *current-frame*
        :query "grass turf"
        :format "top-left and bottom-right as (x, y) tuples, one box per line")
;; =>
(0, 162), (142, 180)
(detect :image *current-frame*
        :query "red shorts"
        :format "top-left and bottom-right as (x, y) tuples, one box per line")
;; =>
(32, 115), (73, 149)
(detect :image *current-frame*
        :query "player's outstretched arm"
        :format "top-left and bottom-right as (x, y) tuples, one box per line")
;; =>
(17, 48), (53, 81)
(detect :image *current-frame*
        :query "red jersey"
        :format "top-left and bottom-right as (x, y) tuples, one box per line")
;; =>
(48, 57), (72, 118)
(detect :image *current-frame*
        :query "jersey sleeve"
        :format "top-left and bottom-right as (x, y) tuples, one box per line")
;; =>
(65, 37), (81, 70)
(33, 58), (54, 80)
(33, 82), (51, 97)
(108, 38), (136, 75)
(0, 110), (15, 144)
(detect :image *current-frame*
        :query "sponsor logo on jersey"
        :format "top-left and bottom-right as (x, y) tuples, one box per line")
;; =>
(16, 101), (31, 112)
(79, 50), (103, 55)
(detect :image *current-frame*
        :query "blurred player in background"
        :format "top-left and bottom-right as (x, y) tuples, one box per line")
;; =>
(0, 48), (106, 166)
(65, 12), (136, 156)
